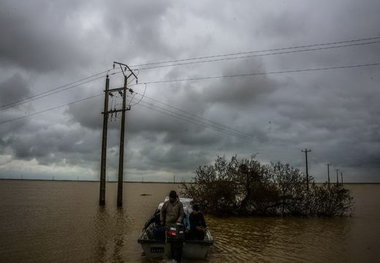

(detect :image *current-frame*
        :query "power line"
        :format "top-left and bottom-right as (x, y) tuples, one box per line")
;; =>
(131, 35), (380, 68)
(132, 91), (251, 138)
(2, 61), (380, 116)
(0, 75), (105, 112)
(137, 100), (251, 140)
(0, 69), (115, 112)
(127, 89), (252, 138)
(139, 100), (251, 138)
(135, 40), (380, 71)
(2, 61), (379, 115)
(142, 62), (380, 85)
(0, 94), (102, 125)
(0, 90), (251, 140)
(3, 36), (380, 112)
(2, 58), (378, 140)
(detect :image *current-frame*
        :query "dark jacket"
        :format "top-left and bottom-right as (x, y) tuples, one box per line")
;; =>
(189, 212), (206, 231)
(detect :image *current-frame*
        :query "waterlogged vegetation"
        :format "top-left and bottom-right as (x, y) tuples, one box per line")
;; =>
(182, 156), (353, 217)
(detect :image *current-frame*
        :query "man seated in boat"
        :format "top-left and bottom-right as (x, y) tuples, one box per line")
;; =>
(160, 190), (185, 226)
(188, 204), (207, 240)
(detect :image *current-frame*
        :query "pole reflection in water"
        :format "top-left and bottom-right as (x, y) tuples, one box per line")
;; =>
(112, 209), (127, 262)
(94, 207), (109, 262)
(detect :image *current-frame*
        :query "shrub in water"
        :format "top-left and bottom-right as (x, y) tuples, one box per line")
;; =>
(182, 155), (353, 217)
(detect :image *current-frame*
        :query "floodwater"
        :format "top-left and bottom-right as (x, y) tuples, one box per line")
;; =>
(0, 181), (379, 263)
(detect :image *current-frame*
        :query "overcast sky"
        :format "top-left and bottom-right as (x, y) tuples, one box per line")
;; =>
(0, 0), (379, 182)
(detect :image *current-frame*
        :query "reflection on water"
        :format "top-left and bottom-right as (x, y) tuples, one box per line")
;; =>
(0, 181), (379, 262)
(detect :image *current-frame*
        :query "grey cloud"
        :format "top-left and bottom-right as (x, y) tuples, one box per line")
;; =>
(3, 121), (101, 167)
(1, 0), (380, 182)
(0, 0), (93, 72)
(131, 140), (211, 172)
(0, 73), (30, 105)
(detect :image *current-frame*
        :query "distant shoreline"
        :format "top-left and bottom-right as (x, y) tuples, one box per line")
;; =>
(0, 178), (184, 184)
(0, 178), (379, 184)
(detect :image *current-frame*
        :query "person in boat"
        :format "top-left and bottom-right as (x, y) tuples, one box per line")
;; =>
(160, 190), (185, 226)
(142, 209), (166, 240)
(160, 190), (185, 263)
(183, 204), (191, 231)
(189, 204), (207, 240)
(143, 208), (160, 230)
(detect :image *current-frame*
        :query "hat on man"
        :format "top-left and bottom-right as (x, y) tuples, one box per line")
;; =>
(169, 190), (177, 198)
(192, 204), (200, 211)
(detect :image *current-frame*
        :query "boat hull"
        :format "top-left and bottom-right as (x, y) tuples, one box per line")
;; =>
(138, 230), (213, 259)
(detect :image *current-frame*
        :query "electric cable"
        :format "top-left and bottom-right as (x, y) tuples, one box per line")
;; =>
(0, 69), (111, 111)
(142, 62), (380, 85)
(0, 94), (102, 125)
(130, 36), (380, 68)
(135, 40), (380, 71)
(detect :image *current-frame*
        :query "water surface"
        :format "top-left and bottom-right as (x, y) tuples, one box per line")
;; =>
(0, 181), (379, 262)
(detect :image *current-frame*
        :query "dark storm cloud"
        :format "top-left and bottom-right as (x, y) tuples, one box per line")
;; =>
(1, 119), (102, 167)
(203, 60), (278, 107)
(0, 73), (30, 105)
(0, 0), (380, 181)
(66, 96), (103, 130)
(130, 139), (211, 172)
(101, 0), (174, 60)
(0, 1), (93, 72)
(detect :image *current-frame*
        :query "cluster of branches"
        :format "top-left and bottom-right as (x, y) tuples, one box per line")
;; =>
(181, 156), (353, 217)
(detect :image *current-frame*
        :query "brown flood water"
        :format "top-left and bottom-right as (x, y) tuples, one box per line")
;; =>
(0, 180), (379, 262)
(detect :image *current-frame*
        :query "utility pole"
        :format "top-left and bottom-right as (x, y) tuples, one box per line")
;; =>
(336, 169), (339, 186)
(116, 62), (138, 207)
(301, 148), (311, 191)
(340, 171), (343, 186)
(117, 75), (128, 207)
(98, 62), (137, 207)
(99, 75), (110, 206)
(327, 163), (331, 189)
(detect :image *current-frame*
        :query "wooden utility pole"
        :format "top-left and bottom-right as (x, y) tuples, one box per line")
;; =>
(301, 148), (311, 191)
(117, 76), (128, 207)
(340, 171), (343, 186)
(327, 163), (331, 189)
(99, 75), (110, 206)
(98, 62), (137, 207)
(115, 62), (137, 207)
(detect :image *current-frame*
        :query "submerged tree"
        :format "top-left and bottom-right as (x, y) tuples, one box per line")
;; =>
(182, 155), (353, 217)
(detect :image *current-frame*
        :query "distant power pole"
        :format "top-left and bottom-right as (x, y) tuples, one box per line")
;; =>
(336, 169), (339, 186)
(301, 148), (312, 191)
(98, 62), (138, 207)
(340, 171), (344, 186)
(327, 163), (331, 188)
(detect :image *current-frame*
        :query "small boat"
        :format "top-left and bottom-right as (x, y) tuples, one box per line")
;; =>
(138, 197), (214, 259)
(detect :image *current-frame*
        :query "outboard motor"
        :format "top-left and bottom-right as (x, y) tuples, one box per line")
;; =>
(166, 224), (185, 243)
